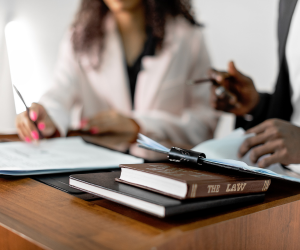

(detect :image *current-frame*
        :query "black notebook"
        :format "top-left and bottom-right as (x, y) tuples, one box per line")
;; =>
(69, 171), (265, 218)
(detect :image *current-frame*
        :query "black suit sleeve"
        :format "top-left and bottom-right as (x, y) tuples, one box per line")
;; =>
(234, 0), (296, 131)
(235, 93), (271, 130)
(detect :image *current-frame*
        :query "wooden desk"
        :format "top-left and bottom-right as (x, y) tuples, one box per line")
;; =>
(1, 134), (300, 249)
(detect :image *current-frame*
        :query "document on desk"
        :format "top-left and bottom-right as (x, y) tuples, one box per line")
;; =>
(0, 137), (143, 176)
(192, 128), (300, 182)
(138, 129), (300, 183)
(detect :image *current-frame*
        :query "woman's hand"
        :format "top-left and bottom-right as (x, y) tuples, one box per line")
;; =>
(209, 61), (260, 116)
(16, 103), (57, 142)
(239, 119), (300, 168)
(81, 110), (140, 135)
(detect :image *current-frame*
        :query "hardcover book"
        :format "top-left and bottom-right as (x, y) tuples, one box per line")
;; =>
(116, 163), (271, 199)
(69, 171), (265, 218)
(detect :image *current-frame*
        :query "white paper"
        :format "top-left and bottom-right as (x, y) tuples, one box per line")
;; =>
(192, 128), (253, 160)
(192, 128), (299, 180)
(137, 132), (300, 183)
(0, 137), (143, 175)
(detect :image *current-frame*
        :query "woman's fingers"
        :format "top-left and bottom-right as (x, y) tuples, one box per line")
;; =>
(16, 103), (57, 140)
(39, 116), (56, 137)
(29, 103), (41, 121)
(16, 112), (36, 141)
(89, 120), (116, 134)
(24, 114), (40, 140)
(16, 105), (44, 141)
(81, 111), (138, 135)
(16, 119), (27, 141)
(82, 110), (117, 133)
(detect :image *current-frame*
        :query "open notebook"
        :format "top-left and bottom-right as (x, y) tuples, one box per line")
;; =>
(0, 137), (143, 176)
(137, 129), (300, 183)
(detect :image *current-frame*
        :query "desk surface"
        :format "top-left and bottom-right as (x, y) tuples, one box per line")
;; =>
(1, 134), (300, 250)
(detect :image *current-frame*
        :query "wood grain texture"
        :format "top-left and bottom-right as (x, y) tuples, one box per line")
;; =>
(1, 178), (300, 249)
(0, 178), (162, 250)
(2, 134), (300, 249)
(156, 200), (300, 250)
(0, 224), (45, 250)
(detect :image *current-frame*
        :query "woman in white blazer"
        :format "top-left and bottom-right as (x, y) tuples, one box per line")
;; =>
(16, 0), (218, 147)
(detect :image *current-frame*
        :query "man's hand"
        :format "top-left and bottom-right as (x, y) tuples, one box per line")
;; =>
(81, 110), (140, 135)
(239, 119), (300, 168)
(209, 61), (260, 116)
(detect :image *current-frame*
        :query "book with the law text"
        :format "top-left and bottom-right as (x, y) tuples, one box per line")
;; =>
(69, 171), (265, 218)
(116, 163), (271, 199)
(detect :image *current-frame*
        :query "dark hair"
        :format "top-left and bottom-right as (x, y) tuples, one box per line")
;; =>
(72, 0), (198, 54)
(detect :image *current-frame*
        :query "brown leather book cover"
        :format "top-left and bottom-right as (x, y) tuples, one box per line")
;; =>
(116, 163), (271, 199)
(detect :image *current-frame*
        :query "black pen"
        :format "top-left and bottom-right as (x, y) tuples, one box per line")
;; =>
(13, 85), (44, 139)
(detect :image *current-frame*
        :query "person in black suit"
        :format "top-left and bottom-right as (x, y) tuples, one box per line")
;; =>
(210, 0), (300, 169)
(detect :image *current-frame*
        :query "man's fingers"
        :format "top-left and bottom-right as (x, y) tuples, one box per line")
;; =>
(209, 69), (231, 87)
(239, 137), (255, 158)
(249, 142), (278, 163)
(228, 61), (247, 83)
(211, 84), (238, 112)
(246, 119), (277, 135)
(228, 94), (238, 106)
(239, 129), (277, 157)
(258, 153), (281, 168)
(246, 122), (268, 135)
(228, 61), (238, 77)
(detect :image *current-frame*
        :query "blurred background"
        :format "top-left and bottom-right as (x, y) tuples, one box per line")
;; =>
(0, 0), (278, 137)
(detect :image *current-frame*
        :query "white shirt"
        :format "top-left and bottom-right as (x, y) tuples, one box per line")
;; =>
(285, 0), (300, 173)
(287, 0), (300, 126)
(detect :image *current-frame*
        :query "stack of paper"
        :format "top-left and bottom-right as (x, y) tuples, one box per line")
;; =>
(0, 137), (143, 176)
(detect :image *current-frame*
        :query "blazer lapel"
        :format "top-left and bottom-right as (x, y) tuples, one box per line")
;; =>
(134, 20), (177, 111)
(134, 50), (173, 111)
(100, 26), (132, 114)
(82, 15), (132, 115)
(278, 0), (298, 63)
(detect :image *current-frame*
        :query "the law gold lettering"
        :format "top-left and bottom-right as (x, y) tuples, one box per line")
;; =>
(262, 180), (271, 191)
(240, 183), (246, 191)
(207, 185), (220, 193)
(226, 183), (247, 192)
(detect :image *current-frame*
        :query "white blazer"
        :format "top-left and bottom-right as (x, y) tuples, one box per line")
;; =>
(40, 15), (219, 147)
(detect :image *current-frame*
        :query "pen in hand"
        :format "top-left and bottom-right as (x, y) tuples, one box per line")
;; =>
(187, 74), (253, 121)
(186, 72), (233, 99)
(13, 85), (44, 140)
